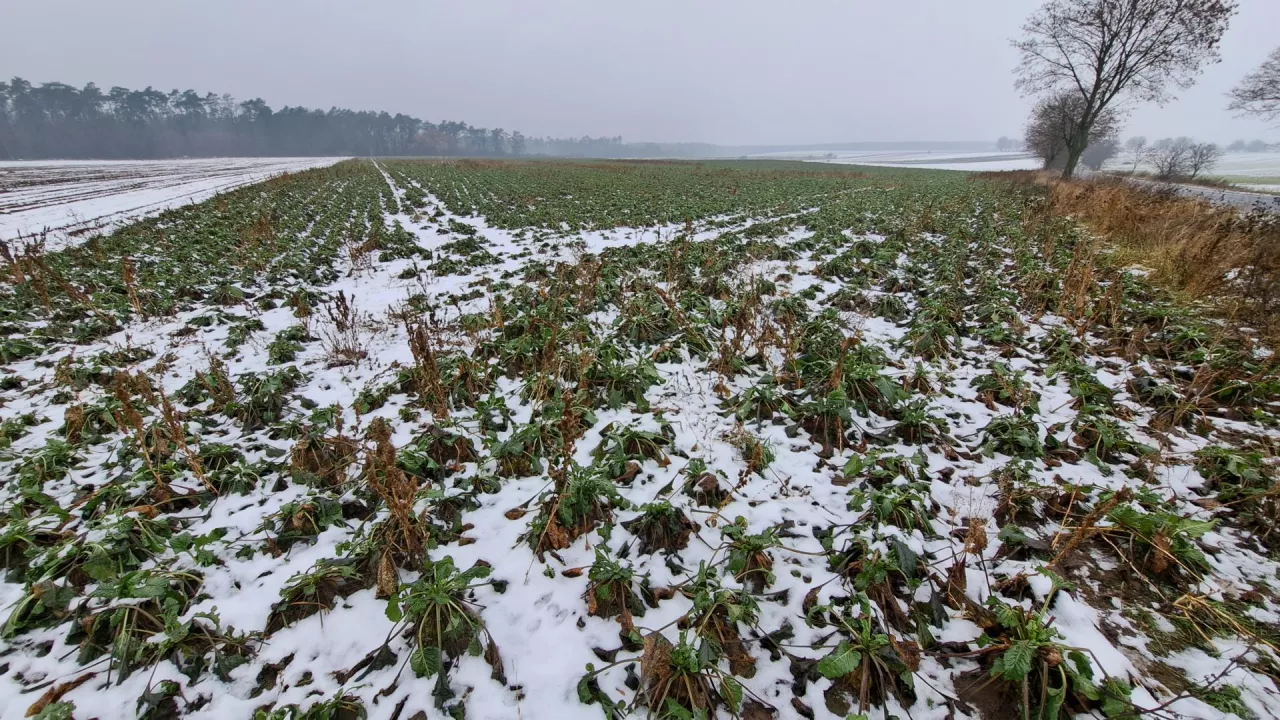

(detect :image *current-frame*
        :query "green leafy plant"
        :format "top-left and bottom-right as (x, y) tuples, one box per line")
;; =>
(848, 482), (939, 537)
(267, 325), (312, 364)
(386, 555), (503, 681)
(973, 362), (1039, 411)
(1072, 408), (1150, 471)
(635, 631), (745, 719)
(253, 693), (367, 720)
(812, 598), (918, 716)
(1194, 447), (1269, 494)
(981, 415), (1044, 459)
(721, 518), (779, 593)
(263, 495), (346, 551)
(229, 366), (305, 430)
(525, 463), (627, 555)
(69, 567), (214, 684)
(791, 384), (858, 453)
(267, 560), (365, 633)
(583, 549), (648, 629)
(981, 592), (1132, 720)
(725, 376), (792, 423)
(593, 422), (674, 478)
(1107, 503), (1214, 576)
(842, 450), (918, 489)
(681, 563), (761, 678)
(890, 398), (949, 445)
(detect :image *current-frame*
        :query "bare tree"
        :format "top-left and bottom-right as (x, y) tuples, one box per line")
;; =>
(1024, 96), (1071, 169)
(1024, 91), (1120, 171)
(1147, 137), (1192, 179)
(1228, 47), (1280, 124)
(1014, 0), (1236, 179)
(996, 136), (1016, 152)
(1186, 141), (1223, 178)
(1145, 137), (1219, 180)
(1081, 136), (1121, 170)
(1124, 136), (1148, 172)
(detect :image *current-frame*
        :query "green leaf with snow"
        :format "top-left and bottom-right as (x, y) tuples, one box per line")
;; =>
(1043, 683), (1066, 720)
(384, 594), (403, 623)
(32, 702), (75, 720)
(1100, 678), (1134, 718)
(991, 641), (1034, 681)
(817, 641), (862, 679)
(410, 646), (441, 678)
(720, 676), (743, 712)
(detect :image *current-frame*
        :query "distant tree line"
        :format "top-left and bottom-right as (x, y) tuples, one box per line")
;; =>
(1122, 136), (1224, 180)
(995, 136), (1019, 152)
(521, 136), (732, 159)
(523, 135), (624, 157)
(1225, 139), (1275, 152)
(0, 77), (634, 160)
(996, 133), (1271, 159)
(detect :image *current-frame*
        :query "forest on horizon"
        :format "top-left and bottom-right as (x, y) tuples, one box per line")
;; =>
(0, 77), (630, 159)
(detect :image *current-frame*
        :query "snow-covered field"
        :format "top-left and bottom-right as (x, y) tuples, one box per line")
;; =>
(1202, 153), (1280, 193)
(752, 150), (1043, 172)
(1238, 184), (1280, 194)
(1, 159), (1278, 720)
(816, 150), (1280, 180)
(0, 158), (342, 248)
(1209, 152), (1280, 178)
(1106, 152), (1280, 192)
(761, 148), (1280, 185)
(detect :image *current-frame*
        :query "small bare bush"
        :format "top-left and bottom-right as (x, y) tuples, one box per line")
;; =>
(320, 291), (368, 368)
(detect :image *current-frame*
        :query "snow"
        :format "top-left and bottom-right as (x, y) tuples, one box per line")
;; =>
(769, 149), (1280, 179)
(0, 157), (343, 248)
(751, 150), (1044, 172)
(1206, 152), (1280, 178)
(1, 159), (1279, 719)
(1105, 152), (1280, 191)
(893, 158), (1042, 172)
(1238, 183), (1280, 194)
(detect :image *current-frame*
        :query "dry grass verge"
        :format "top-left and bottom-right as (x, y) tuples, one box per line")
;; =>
(982, 171), (1280, 340)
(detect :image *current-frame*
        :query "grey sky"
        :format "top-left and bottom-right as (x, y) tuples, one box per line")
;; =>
(4, 0), (1278, 145)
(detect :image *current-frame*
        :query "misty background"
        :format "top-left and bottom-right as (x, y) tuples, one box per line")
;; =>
(3, 0), (1278, 152)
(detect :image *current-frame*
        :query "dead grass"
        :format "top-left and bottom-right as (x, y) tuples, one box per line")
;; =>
(407, 322), (449, 417)
(290, 431), (359, 488)
(363, 417), (426, 567)
(319, 290), (368, 368)
(985, 171), (1280, 339)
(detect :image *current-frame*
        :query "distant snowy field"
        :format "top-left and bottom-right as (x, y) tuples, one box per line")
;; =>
(1198, 151), (1280, 178)
(0, 157), (342, 248)
(752, 149), (1043, 172)
(1106, 151), (1280, 191)
(763, 149), (1280, 188)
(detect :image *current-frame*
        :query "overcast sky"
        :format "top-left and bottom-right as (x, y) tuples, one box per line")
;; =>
(4, 0), (1278, 146)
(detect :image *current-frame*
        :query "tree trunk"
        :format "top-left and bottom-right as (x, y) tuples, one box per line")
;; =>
(1061, 118), (1093, 179)
(1061, 140), (1086, 179)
